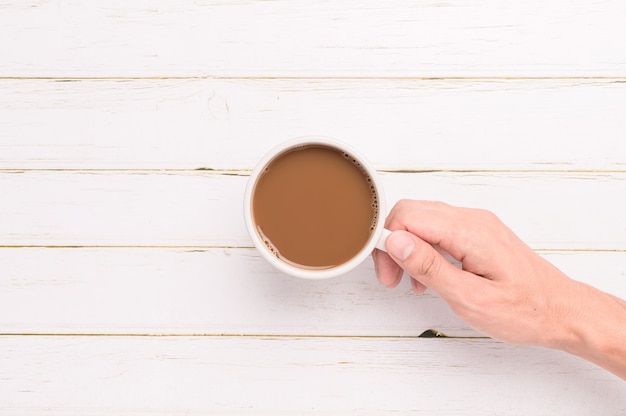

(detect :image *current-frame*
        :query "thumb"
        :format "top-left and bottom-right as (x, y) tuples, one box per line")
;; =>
(385, 230), (469, 296)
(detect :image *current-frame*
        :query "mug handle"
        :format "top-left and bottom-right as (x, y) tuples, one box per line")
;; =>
(374, 228), (392, 252)
(374, 228), (462, 268)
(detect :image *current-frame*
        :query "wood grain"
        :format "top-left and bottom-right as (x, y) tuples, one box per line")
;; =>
(1, 78), (625, 171)
(2, 1), (625, 412)
(1, 0), (626, 77)
(0, 248), (623, 336)
(1, 335), (624, 415)
(1, 171), (624, 249)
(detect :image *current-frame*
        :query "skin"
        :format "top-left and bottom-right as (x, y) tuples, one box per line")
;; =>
(372, 200), (626, 380)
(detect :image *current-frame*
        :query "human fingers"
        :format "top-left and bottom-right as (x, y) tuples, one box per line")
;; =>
(384, 200), (466, 261)
(377, 200), (470, 294)
(410, 275), (428, 295)
(372, 247), (428, 294)
(385, 200), (516, 278)
(372, 249), (403, 288)
(385, 230), (481, 300)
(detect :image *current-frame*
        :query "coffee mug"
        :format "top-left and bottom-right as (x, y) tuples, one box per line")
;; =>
(244, 136), (391, 279)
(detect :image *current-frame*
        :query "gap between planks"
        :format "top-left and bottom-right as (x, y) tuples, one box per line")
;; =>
(0, 245), (623, 253)
(0, 330), (482, 339)
(1, 168), (625, 174)
(1, 75), (626, 81)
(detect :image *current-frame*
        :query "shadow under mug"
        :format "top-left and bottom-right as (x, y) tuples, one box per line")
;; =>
(243, 136), (391, 279)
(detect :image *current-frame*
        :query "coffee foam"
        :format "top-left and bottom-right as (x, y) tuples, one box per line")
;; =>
(339, 149), (379, 232)
(256, 225), (337, 270)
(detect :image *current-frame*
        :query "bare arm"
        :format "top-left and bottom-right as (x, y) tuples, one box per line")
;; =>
(372, 200), (626, 380)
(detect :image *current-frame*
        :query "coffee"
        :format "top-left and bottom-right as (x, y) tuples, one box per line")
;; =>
(251, 145), (378, 269)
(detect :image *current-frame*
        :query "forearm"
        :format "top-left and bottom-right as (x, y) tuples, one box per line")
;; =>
(558, 282), (626, 380)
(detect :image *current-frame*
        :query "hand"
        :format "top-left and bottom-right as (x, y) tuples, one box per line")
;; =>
(372, 200), (626, 379)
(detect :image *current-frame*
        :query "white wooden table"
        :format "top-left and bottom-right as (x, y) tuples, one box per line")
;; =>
(1, 1), (625, 414)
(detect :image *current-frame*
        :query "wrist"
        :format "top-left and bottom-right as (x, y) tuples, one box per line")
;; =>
(544, 280), (589, 353)
(551, 281), (626, 379)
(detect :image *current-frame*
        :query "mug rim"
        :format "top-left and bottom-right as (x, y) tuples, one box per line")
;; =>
(243, 136), (386, 279)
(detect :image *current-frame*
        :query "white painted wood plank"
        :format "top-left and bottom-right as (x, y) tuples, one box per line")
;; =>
(0, 335), (623, 415)
(0, 248), (623, 335)
(4, 2), (624, 414)
(1, 78), (625, 171)
(0, 171), (624, 250)
(1, 1), (626, 77)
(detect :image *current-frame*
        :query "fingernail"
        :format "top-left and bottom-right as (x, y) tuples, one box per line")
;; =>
(387, 231), (415, 261)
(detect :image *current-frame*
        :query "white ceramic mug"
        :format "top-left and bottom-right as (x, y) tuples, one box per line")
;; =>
(244, 136), (391, 279)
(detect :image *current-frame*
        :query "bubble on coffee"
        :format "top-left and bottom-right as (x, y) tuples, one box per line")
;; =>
(345, 152), (380, 232)
(257, 226), (279, 258)
(252, 145), (379, 269)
